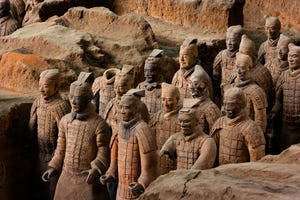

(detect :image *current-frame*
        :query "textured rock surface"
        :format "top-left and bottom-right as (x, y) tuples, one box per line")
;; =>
(112, 0), (244, 34)
(244, 0), (300, 35)
(139, 144), (300, 200)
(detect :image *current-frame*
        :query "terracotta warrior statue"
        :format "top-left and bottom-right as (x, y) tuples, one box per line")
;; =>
(210, 87), (265, 166)
(92, 68), (120, 117)
(160, 99), (217, 170)
(189, 65), (221, 134)
(258, 16), (282, 65)
(237, 34), (274, 110)
(100, 92), (157, 200)
(265, 34), (291, 87)
(137, 49), (165, 114)
(271, 43), (300, 151)
(103, 65), (135, 134)
(0, 0), (19, 36)
(213, 25), (244, 104)
(149, 82), (181, 175)
(42, 80), (111, 200)
(230, 53), (268, 132)
(172, 37), (212, 99)
(28, 69), (70, 199)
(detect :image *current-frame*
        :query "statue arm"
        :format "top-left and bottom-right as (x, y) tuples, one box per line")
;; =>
(244, 123), (266, 162)
(28, 99), (38, 134)
(271, 74), (284, 115)
(253, 107), (267, 133)
(90, 121), (111, 176)
(192, 137), (217, 170)
(48, 118), (67, 171)
(159, 134), (177, 160)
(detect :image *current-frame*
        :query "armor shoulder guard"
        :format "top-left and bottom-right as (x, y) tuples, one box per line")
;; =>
(210, 117), (226, 137)
(52, 99), (71, 119)
(213, 50), (224, 70)
(30, 98), (40, 117)
(248, 84), (268, 109)
(136, 121), (157, 154)
(149, 111), (162, 127)
(171, 70), (180, 85)
(242, 120), (266, 148)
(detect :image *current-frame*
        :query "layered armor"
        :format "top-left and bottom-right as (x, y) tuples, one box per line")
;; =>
(150, 108), (181, 174)
(137, 81), (162, 114)
(172, 66), (194, 98)
(49, 103), (111, 200)
(29, 93), (70, 162)
(232, 80), (268, 132)
(258, 38), (279, 65)
(265, 58), (288, 87)
(161, 126), (216, 170)
(210, 112), (265, 166)
(107, 116), (157, 200)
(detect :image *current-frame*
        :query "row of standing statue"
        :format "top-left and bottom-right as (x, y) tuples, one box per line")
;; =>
(27, 15), (300, 200)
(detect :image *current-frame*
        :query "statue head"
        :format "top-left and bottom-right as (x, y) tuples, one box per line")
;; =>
(288, 43), (300, 71)
(226, 25), (244, 52)
(0, 0), (10, 18)
(39, 69), (60, 100)
(264, 15), (281, 40)
(144, 49), (163, 83)
(119, 94), (140, 122)
(114, 65), (135, 99)
(161, 82), (180, 113)
(188, 65), (210, 98)
(179, 37), (198, 69)
(236, 53), (252, 82)
(239, 34), (257, 64)
(178, 99), (199, 136)
(223, 87), (246, 119)
(77, 72), (94, 85)
(69, 81), (93, 113)
(276, 34), (291, 61)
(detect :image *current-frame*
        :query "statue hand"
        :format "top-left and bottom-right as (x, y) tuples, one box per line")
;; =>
(82, 168), (100, 184)
(42, 168), (58, 182)
(128, 182), (144, 197)
(99, 174), (114, 185)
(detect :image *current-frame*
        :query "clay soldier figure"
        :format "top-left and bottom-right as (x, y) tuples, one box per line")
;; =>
(42, 80), (111, 200)
(160, 99), (217, 170)
(189, 65), (221, 134)
(103, 65), (135, 134)
(0, 0), (19, 36)
(213, 25), (244, 105)
(172, 37), (213, 99)
(210, 87), (265, 166)
(149, 82), (181, 175)
(258, 16), (282, 65)
(100, 92), (158, 200)
(238, 34), (273, 110)
(92, 68), (120, 117)
(271, 43), (300, 151)
(265, 34), (291, 87)
(28, 69), (70, 200)
(137, 49), (165, 114)
(230, 53), (268, 132)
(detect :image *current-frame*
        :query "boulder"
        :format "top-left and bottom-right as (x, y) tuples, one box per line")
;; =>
(139, 144), (300, 200)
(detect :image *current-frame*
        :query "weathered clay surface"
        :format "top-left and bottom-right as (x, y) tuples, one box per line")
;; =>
(112, 0), (244, 35)
(139, 144), (300, 200)
(58, 7), (158, 66)
(244, 0), (300, 35)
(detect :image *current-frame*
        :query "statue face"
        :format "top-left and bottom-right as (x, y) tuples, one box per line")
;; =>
(162, 97), (178, 113)
(39, 79), (57, 100)
(236, 63), (250, 81)
(265, 21), (280, 40)
(288, 50), (300, 71)
(277, 45), (288, 61)
(178, 113), (196, 136)
(223, 98), (241, 119)
(119, 98), (137, 122)
(144, 64), (158, 83)
(115, 80), (131, 98)
(188, 77), (205, 98)
(69, 93), (89, 113)
(226, 33), (241, 52)
(179, 52), (195, 69)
